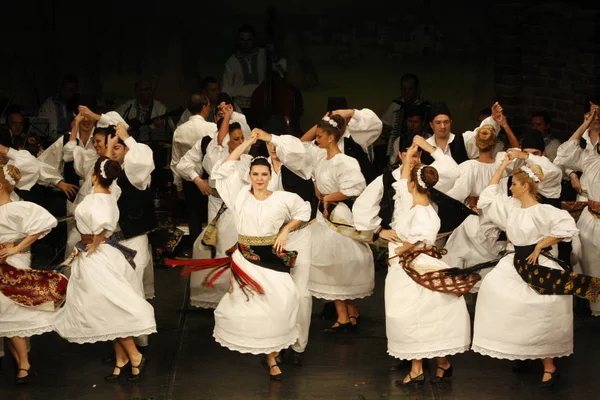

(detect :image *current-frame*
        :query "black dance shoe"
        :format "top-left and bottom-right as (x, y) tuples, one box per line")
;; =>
(395, 372), (425, 387)
(540, 370), (560, 388)
(127, 356), (147, 382)
(269, 363), (283, 381)
(324, 321), (353, 333)
(105, 362), (130, 381)
(15, 368), (33, 385)
(431, 364), (453, 383)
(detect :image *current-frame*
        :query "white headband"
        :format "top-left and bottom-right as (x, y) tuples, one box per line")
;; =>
(520, 165), (540, 182)
(416, 166), (427, 189)
(2, 165), (15, 186)
(99, 159), (109, 179)
(251, 156), (269, 163)
(322, 116), (338, 128)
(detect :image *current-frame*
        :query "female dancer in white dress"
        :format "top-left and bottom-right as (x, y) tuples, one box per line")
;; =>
(52, 157), (156, 381)
(386, 143), (471, 386)
(0, 165), (60, 384)
(281, 114), (374, 332)
(206, 133), (310, 380)
(472, 156), (579, 387)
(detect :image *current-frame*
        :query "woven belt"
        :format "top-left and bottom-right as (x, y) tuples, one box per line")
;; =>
(588, 200), (600, 218)
(237, 219), (315, 246)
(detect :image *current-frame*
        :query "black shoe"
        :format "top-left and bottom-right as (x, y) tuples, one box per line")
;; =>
(540, 370), (560, 388)
(15, 368), (32, 385)
(431, 364), (453, 383)
(290, 349), (304, 366)
(269, 363), (283, 381)
(395, 372), (425, 387)
(104, 362), (130, 381)
(127, 356), (147, 382)
(324, 321), (353, 333)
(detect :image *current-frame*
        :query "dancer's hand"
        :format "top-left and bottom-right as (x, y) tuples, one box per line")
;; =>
(86, 242), (100, 255)
(570, 172), (583, 194)
(526, 245), (542, 265)
(57, 181), (79, 200)
(379, 229), (400, 243)
(0, 245), (18, 259)
(274, 229), (288, 253)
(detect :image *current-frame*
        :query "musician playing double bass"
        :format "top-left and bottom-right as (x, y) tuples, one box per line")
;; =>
(116, 77), (175, 140)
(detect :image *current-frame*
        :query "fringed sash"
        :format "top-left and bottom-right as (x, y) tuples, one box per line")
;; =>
(388, 246), (482, 297)
(513, 244), (600, 301)
(166, 233), (300, 300)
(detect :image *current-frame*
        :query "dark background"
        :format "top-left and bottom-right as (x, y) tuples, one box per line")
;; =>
(2, 0), (599, 136)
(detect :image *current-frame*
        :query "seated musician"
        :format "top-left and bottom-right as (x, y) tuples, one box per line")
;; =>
(116, 77), (175, 141)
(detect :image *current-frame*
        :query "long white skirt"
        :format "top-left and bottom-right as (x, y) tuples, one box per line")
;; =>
(472, 253), (573, 360)
(213, 249), (299, 355)
(0, 254), (55, 338)
(189, 198), (236, 309)
(577, 208), (600, 316)
(309, 211), (374, 300)
(52, 244), (156, 344)
(386, 244), (471, 360)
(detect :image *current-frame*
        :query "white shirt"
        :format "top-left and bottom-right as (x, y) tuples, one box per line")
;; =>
(222, 48), (267, 106)
(170, 115), (217, 191)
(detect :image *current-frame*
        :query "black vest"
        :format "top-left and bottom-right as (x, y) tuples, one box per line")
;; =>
(421, 133), (469, 166)
(62, 133), (81, 188)
(343, 136), (376, 185)
(281, 165), (318, 219)
(116, 171), (158, 239)
(378, 166), (396, 229)
(200, 136), (213, 180)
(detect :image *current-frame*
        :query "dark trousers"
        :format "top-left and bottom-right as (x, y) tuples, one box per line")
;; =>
(182, 180), (208, 244)
(17, 185), (67, 268)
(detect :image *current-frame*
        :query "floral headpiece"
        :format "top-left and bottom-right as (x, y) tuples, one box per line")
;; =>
(100, 159), (109, 179)
(322, 116), (338, 128)
(2, 165), (15, 186)
(416, 166), (427, 189)
(520, 165), (540, 182)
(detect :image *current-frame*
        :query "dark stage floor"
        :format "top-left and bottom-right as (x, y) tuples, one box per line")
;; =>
(1, 264), (599, 400)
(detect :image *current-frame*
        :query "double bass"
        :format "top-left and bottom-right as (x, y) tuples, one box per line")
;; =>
(250, 8), (303, 136)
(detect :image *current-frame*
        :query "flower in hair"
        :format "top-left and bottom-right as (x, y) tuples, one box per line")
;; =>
(416, 166), (427, 189)
(322, 116), (338, 128)
(520, 165), (540, 182)
(100, 159), (109, 179)
(3, 165), (16, 186)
